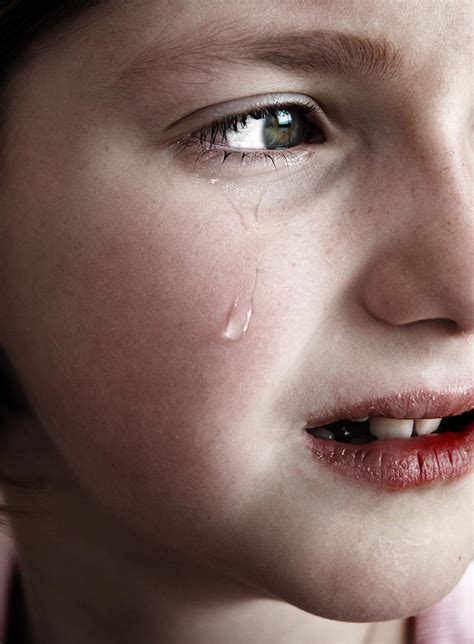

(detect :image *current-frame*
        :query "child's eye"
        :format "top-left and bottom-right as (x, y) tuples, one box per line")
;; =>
(199, 103), (326, 151)
(174, 100), (328, 172)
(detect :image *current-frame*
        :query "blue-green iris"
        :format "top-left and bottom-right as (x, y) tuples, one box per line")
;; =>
(263, 109), (306, 149)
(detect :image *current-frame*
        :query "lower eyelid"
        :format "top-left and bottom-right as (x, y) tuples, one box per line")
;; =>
(172, 139), (314, 176)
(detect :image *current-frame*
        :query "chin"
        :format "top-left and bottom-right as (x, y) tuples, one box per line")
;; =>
(235, 539), (472, 624)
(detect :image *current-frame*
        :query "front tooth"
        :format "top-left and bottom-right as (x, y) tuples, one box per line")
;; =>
(414, 418), (442, 436)
(369, 418), (414, 440)
(351, 416), (369, 422)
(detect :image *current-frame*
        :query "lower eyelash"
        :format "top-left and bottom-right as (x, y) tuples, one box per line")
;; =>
(175, 140), (301, 171)
(225, 150), (300, 170)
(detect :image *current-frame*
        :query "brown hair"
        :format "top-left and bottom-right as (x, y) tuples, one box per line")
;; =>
(0, 1), (103, 81)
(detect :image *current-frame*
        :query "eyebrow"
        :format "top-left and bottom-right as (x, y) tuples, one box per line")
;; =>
(118, 27), (406, 86)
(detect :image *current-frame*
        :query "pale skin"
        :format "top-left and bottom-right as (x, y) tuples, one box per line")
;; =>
(0, 0), (473, 642)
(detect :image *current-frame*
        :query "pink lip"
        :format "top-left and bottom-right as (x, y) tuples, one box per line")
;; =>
(303, 388), (474, 490)
(304, 387), (474, 428)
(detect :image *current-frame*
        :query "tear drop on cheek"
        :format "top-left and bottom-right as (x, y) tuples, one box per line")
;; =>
(222, 297), (253, 341)
(222, 267), (259, 341)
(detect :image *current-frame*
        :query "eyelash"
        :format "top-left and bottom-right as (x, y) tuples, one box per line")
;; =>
(176, 100), (326, 168)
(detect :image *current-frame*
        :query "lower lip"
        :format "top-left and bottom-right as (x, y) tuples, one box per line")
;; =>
(305, 419), (474, 490)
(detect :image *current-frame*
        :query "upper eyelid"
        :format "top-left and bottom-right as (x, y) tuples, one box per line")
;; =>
(203, 101), (321, 129)
(163, 93), (323, 136)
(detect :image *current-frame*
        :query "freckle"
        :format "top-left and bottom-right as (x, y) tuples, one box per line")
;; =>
(458, 555), (462, 561)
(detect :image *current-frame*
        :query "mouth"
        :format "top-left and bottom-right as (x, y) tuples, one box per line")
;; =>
(303, 389), (474, 490)
(306, 410), (474, 445)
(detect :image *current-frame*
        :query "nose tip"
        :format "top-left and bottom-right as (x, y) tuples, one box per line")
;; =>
(363, 245), (474, 333)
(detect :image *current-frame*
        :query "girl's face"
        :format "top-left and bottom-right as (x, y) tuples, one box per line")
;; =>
(1, 0), (472, 622)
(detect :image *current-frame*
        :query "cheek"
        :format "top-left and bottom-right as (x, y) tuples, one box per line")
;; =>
(1, 149), (312, 535)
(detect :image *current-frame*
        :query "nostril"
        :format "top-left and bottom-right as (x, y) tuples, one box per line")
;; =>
(362, 250), (474, 333)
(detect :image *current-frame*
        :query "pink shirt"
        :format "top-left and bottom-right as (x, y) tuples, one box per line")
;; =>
(0, 534), (472, 643)
(0, 531), (14, 639)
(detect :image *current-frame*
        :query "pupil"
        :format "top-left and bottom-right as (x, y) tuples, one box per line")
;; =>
(263, 109), (304, 149)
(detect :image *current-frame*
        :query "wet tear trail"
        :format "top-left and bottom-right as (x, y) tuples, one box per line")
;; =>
(220, 188), (265, 342)
(225, 191), (263, 230)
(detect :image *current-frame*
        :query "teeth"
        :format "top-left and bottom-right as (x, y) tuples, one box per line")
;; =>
(308, 417), (445, 442)
(369, 418), (414, 440)
(414, 418), (442, 435)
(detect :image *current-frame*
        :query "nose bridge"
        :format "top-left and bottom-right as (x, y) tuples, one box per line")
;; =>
(399, 93), (470, 211)
(406, 136), (471, 259)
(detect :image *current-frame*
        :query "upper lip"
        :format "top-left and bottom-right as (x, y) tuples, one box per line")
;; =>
(305, 387), (474, 428)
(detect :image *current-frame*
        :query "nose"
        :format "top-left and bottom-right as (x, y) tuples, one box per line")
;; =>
(362, 138), (474, 333)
